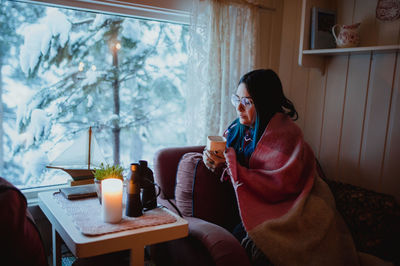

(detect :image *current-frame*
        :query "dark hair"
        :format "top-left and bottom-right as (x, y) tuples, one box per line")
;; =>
(229, 69), (297, 154)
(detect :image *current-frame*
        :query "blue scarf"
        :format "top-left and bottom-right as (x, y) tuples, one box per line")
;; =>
(226, 119), (255, 167)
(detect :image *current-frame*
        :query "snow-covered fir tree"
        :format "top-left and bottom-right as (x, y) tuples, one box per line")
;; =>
(1, 1), (188, 187)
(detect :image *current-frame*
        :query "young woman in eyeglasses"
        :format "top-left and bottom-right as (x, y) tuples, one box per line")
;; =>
(203, 69), (297, 171)
(202, 69), (368, 266)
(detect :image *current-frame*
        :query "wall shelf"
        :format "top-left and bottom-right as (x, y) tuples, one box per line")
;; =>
(298, 0), (400, 74)
(303, 44), (400, 55)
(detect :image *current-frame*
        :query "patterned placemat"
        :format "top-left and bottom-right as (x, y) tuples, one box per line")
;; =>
(53, 192), (177, 236)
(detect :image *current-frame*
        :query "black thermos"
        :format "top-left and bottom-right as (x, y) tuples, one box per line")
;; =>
(139, 160), (157, 211)
(125, 163), (143, 217)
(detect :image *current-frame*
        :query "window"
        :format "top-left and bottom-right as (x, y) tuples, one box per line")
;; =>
(1, 0), (189, 189)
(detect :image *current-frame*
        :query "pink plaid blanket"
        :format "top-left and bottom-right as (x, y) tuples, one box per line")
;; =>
(225, 113), (391, 266)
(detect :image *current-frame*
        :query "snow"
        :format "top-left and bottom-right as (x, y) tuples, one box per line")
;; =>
(47, 101), (60, 118)
(14, 88), (34, 127)
(92, 27), (106, 43)
(87, 95), (94, 108)
(46, 8), (71, 46)
(19, 8), (71, 75)
(21, 149), (49, 184)
(121, 20), (141, 41)
(81, 70), (100, 86)
(13, 132), (33, 151)
(141, 23), (160, 45)
(30, 109), (50, 142)
(19, 24), (46, 74)
(91, 14), (107, 29)
(109, 114), (119, 122)
(14, 109), (50, 150)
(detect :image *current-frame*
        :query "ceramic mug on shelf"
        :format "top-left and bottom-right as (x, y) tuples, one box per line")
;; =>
(332, 23), (361, 48)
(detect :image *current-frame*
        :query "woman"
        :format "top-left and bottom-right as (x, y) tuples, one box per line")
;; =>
(203, 69), (297, 171)
(203, 69), (368, 266)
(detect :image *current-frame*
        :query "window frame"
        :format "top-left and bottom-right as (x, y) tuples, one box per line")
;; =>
(24, 184), (69, 205)
(16, 0), (190, 24)
(10, 0), (190, 203)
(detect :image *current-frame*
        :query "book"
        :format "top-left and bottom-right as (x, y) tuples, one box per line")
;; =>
(60, 184), (97, 200)
(68, 178), (94, 187)
(310, 7), (336, 49)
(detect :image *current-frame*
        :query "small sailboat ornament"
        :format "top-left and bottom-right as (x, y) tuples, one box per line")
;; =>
(46, 127), (107, 181)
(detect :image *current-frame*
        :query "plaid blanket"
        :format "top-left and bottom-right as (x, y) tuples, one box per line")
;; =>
(225, 113), (391, 266)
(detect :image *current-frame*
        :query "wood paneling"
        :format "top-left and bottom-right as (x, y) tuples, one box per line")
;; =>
(303, 69), (326, 155)
(337, 54), (371, 184)
(265, 0), (284, 72)
(258, 9), (273, 69)
(336, 0), (354, 25)
(318, 55), (348, 180)
(382, 52), (400, 197)
(377, 17), (400, 45)
(359, 53), (397, 190)
(279, 0), (299, 98)
(290, 62), (310, 130)
(353, 0), (378, 46)
(279, 0), (310, 129)
(280, 0), (400, 199)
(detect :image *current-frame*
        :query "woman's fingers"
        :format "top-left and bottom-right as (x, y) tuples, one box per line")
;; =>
(203, 151), (215, 171)
(205, 149), (224, 160)
(203, 149), (226, 172)
(213, 150), (225, 159)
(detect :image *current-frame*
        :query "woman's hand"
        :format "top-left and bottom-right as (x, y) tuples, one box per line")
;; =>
(203, 148), (226, 172)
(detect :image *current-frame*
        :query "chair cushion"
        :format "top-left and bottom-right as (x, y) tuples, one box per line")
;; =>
(174, 152), (240, 231)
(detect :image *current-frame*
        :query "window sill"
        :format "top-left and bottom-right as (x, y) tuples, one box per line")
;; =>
(23, 184), (69, 207)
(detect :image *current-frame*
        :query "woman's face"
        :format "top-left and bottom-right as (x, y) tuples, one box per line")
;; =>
(235, 83), (256, 127)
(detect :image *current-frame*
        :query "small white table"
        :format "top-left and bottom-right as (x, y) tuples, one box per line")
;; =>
(38, 191), (188, 266)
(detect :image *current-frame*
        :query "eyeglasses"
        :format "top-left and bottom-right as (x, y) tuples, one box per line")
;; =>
(231, 94), (253, 108)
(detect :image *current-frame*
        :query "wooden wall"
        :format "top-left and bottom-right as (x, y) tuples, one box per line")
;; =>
(278, 0), (400, 199)
(256, 0), (284, 71)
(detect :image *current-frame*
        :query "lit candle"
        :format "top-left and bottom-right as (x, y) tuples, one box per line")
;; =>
(101, 178), (123, 223)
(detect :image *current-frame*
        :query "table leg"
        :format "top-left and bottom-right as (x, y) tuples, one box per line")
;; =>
(52, 226), (62, 266)
(130, 246), (144, 266)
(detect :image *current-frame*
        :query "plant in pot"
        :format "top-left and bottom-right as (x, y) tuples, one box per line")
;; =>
(93, 163), (124, 204)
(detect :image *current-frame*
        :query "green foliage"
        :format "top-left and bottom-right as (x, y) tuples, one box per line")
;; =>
(93, 163), (124, 181)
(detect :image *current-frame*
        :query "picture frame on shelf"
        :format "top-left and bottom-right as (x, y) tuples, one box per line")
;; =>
(310, 7), (336, 49)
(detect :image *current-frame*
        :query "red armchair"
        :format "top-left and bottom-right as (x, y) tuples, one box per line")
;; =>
(150, 146), (251, 266)
(0, 177), (48, 266)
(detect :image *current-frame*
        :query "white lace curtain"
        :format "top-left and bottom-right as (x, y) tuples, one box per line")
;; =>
(185, 0), (273, 145)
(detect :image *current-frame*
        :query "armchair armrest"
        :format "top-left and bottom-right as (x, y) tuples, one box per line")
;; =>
(186, 216), (251, 266)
